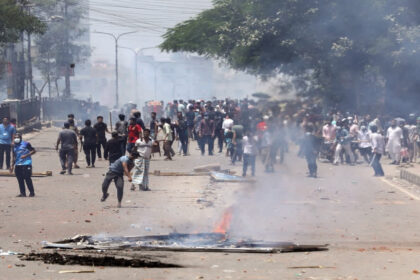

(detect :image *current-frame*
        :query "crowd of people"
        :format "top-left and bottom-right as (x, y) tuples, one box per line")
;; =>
(1, 97), (419, 207)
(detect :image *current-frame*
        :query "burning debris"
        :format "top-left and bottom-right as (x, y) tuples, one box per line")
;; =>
(40, 232), (328, 254)
(39, 208), (328, 254)
(213, 207), (233, 235)
(19, 251), (181, 268)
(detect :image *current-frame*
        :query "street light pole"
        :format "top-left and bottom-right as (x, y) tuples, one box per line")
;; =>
(119, 46), (157, 103)
(94, 31), (137, 108)
(119, 46), (158, 102)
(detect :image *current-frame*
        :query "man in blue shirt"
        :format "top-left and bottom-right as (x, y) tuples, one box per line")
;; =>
(0, 117), (16, 170)
(10, 133), (36, 197)
(101, 151), (140, 208)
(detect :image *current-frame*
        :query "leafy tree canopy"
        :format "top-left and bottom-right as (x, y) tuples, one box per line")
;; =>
(0, 0), (46, 44)
(161, 0), (420, 112)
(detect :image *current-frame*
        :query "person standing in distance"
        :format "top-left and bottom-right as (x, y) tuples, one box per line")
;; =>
(94, 116), (109, 160)
(0, 117), (16, 170)
(370, 125), (385, 177)
(10, 133), (36, 197)
(79, 119), (98, 168)
(56, 122), (78, 175)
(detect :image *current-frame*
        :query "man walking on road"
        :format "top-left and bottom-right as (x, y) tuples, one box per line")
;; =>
(10, 133), (36, 197)
(242, 131), (257, 177)
(94, 116), (109, 160)
(56, 122), (78, 175)
(162, 118), (173, 160)
(115, 114), (128, 155)
(68, 119), (80, 169)
(0, 117), (16, 170)
(386, 119), (402, 165)
(101, 151), (140, 208)
(370, 125), (385, 177)
(132, 129), (154, 191)
(302, 125), (320, 178)
(79, 120), (97, 168)
(176, 112), (189, 156)
(198, 113), (215, 156)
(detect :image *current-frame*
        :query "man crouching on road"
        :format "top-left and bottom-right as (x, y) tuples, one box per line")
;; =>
(101, 151), (140, 208)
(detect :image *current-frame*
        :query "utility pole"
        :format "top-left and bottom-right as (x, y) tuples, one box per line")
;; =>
(94, 31), (137, 108)
(120, 46), (158, 102)
(27, 28), (33, 98)
(63, 0), (71, 98)
(24, 2), (34, 99)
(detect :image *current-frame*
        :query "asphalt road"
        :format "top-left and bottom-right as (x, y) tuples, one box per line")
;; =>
(1, 127), (420, 280)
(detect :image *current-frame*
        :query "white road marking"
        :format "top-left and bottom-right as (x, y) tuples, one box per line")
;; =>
(381, 178), (420, 201)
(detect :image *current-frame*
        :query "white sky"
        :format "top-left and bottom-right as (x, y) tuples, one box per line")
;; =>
(84, 0), (214, 64)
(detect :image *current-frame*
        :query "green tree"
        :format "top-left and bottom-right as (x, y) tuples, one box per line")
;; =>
(161, 0), (420, 113)
(32, 0), (90, 97)
(0, 0), (45, 84)
(0, 0), (45, 44)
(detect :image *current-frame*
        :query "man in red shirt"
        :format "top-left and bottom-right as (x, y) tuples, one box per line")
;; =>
(127, 117), (142, 153)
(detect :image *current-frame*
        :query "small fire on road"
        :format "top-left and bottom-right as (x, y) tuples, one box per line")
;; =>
(213, 207), (233, 235)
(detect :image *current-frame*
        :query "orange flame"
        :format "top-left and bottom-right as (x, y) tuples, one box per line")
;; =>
(213, 208), (233, 234)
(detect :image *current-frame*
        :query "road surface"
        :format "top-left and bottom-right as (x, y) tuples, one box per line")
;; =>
(1, 127), (420, 279)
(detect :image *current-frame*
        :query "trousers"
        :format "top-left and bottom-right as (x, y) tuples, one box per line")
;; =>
(371, 153), (385, 176)
(215, 129), (224, 152)
(15, 165), (34, 196)
(59, 149), (74, 173)
(334, 143), (354, 164)
(199, 135), (214, 155)
(231, 140), (243, 164)
(102, 171), (124, 202)
(0, 144), (11, 169)
(179, 134), (188, 155)
(163, 141), (172, 159)
(97, 139), (107, 158)
(243, 154), (256, 176)
(83, 144), (96, 166)
(305, 153), (318, 176)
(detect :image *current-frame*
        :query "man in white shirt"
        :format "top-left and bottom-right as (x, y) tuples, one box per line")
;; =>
(322, 121), (336, 143)
(242, 132), (257, 177)
(131, 129), (154, 191)
(370, 125), (385, 176)
(358, 126), (372, 163)
(222, 114), (234, 133)
(386, 119), (402, 164)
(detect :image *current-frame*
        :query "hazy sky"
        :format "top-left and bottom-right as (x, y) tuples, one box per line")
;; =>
(86, 0), (213, 63)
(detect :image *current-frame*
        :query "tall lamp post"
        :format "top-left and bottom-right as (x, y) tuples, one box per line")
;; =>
(119, 46), (157, 102)
(93, 31), (137, 108)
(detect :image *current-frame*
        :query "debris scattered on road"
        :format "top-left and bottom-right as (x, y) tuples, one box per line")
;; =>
(288, 266), (336, 269)
(153, 170), (210, 176)
(19, 252), (182, 268)
(39, 233), (328, 253)
(194, 164), (221, 172)
(0, 250), (19, 256)
(210, 172), (255, 183)
(59, 270), (95, 274)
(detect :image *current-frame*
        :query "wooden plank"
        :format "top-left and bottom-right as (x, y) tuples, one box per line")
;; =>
(0, 171), (52, 177)
(152, 170), (210, 176)
(193, 164), (221, 172)
(152, 170), (236, 177)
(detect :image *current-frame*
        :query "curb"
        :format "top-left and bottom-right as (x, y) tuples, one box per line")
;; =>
(400, 169), (420, 186)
